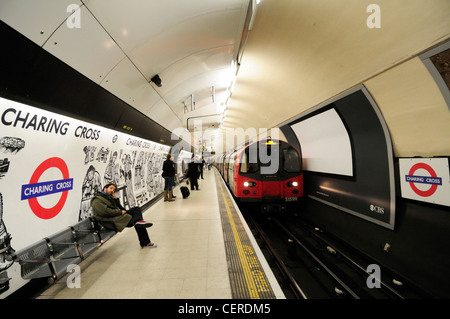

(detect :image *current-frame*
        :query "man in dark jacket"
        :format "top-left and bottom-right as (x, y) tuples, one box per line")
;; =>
(162, 153), (176, 201)
(91, 183), (157, 248)
(187, 155), (200, 190)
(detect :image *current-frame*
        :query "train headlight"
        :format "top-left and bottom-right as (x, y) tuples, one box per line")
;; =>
(244, 181), (249, 187)
(287, 181), (298, 187)
(243, 181), (256, 187)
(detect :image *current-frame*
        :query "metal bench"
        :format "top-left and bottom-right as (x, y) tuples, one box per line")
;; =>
(10, 217), (117, 282)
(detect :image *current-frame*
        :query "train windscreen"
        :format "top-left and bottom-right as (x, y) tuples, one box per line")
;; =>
(282, 147), (301, 172)
(240, 142), (301, 175)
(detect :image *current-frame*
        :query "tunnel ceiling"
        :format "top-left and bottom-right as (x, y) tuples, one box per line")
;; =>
(0, 0), (251, 138)
(228, 0), (450, 157)
(1, 0), (449, 157)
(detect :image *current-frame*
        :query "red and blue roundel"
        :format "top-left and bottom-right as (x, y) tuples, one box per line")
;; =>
(21, 157), (73, 219)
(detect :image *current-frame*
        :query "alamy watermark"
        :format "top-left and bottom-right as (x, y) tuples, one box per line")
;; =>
(366, 4), (381, 29)
(66, 4), (81, 29)
(64, 4), (381, 32)
(366, 264), (381, 289)
(66, 264), (81, 288)
(171, 120), (281, 174)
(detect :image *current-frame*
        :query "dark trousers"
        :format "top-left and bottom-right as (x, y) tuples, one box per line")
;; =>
(164, 176), (174, 191)
(126, 207), (150, 247)
(189, 177), (199, 190)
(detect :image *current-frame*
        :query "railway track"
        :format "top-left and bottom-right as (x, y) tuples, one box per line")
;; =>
(244, 211), (429, 299)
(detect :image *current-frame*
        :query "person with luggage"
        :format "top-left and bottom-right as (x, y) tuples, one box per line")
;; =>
(187, 155), (200, 191)
(162, 153), (177, 202)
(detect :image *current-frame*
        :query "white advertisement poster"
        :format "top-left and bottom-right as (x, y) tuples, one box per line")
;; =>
(290, 108), (353, 176)
(0, 97), (170, 296)
(399, 157), (450, 207)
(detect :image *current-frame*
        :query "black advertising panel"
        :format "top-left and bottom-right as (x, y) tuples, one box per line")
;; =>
(280, 87), (395, 229)
(0, 21), (177, 146)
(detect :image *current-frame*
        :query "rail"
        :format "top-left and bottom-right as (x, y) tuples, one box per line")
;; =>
(266, 214), (429, 298)
(272, 218), (361, 298)
(247, 215), (308, 299)
(299, 220), (431, 298)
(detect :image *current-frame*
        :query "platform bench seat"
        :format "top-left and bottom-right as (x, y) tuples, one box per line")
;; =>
(10, 217), (117, 282)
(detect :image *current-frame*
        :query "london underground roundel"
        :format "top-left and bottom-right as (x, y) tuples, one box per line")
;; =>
(21, 157), (73, 219)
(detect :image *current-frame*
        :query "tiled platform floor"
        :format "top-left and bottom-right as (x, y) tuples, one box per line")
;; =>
(38, 167), (283, 299)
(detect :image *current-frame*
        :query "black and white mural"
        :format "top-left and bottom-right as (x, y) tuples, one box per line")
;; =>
(0, 97), (170, 297)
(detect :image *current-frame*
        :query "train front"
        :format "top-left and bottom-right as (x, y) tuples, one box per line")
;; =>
(234, 139), (303, 212)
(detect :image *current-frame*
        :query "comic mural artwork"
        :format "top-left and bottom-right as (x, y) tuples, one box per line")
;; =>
(0, 97), (170, 297)
(79, 143), (166, 221)
(0, 136), (25, 294)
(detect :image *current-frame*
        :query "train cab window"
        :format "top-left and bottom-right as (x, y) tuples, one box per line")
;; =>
(282, 147), (301, 172)
(240, 148), (259, 173)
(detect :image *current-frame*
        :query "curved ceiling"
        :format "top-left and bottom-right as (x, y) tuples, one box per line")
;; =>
(1, 0), (449, 157)
(226, 0), (450, 157)
(0, 0), (251, 136)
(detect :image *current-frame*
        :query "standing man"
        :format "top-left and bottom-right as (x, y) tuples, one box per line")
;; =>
(200, 157), (205, 179)
(91, 183), (157, 248)
(187, 155), (200, 191)
(162, 153), (176, 201)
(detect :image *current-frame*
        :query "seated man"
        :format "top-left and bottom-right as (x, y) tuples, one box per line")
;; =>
(91, 182), (157, 248)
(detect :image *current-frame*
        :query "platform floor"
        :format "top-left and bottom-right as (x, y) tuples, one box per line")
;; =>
(37, 168), (284, 299)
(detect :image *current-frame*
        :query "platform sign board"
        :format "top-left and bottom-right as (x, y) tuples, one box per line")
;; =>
(399, 158), (450, 207)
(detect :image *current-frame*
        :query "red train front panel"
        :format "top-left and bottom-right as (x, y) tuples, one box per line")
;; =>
(234, 175), (304, 202)
(231, 139), (303, 203)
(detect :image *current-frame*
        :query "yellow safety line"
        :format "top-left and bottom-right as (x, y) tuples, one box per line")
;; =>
(217, 175), (260, 299)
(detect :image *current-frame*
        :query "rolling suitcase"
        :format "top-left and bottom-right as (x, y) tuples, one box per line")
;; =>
(180, 186), (190, 199)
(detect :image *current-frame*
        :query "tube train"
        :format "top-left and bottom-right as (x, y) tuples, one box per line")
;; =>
(215, 139), (304, 212)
